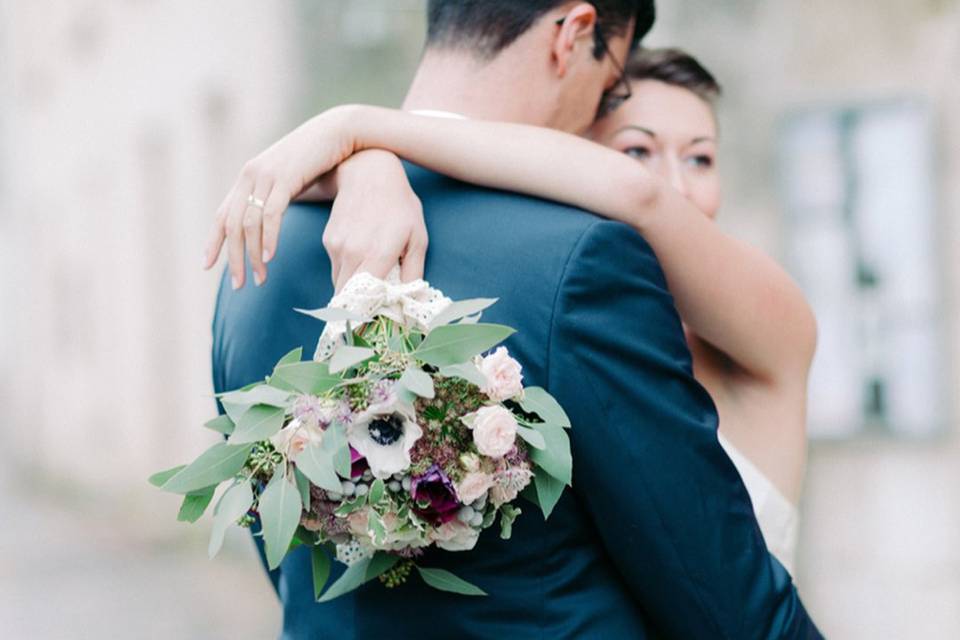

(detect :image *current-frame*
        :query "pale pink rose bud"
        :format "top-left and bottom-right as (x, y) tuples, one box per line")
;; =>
(478, 347), (524, 401)
(471, 406), (518, 459)
(456, 471), (493, 504)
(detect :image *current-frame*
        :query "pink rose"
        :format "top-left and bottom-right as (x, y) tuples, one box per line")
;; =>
(270, 418), (323, 460)
(456, 471), (494, 504)
(471, 406), (518, 458)
(478, 347), (524, 401)
(430, 520), (480, 552)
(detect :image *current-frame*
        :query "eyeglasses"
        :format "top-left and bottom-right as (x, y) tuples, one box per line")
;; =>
(555, 17), (633, 118)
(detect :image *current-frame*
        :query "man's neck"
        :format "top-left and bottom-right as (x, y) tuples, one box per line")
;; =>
(401, 49), (549, 126)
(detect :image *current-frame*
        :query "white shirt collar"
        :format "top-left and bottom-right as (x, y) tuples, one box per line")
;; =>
(408, 109), (468, 120)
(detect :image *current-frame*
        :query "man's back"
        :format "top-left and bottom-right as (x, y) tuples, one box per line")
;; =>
(212, 167), (819, 639)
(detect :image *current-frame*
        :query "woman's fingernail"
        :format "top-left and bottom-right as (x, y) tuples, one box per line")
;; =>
(254, 272), (263, 287)
(262, 250), (270, 263)
(231, 276), (240, 290)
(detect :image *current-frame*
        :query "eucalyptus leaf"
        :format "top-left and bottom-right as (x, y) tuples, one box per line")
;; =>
(533, 471), (565, 520)
(429, 298), (498, 328)
(311, 545), (332, 600)
(273, 347), (303, 370)
(221, 400), (251, 425)
(296, 443), (342, 493)
(438, 362), (488, 388)
(161, 443), (254, 494)
(271, 361), (341, 395)
(321, 423), (351, 478)
(148, 465), (185, 488)
(218, 385), (292, 409)
(416, 567), (487, 596)
(516, 425), (546, 450)
(316, 553), (398, 603)
(519, 387), (571, 428)
(177, 485), (216, 523)
(204, 414), (235, 436)
(329, 345), (376, 374)
(414, 323), (515, 367)
(294, 467), (312, 511)
(529, 423), (572, 486)
(295, 307), (368, 323)
(398, 367), (435, 399)
(229, 405), (286, 445)
(208, 480), (254, 558)
(259, 471), (304, 570)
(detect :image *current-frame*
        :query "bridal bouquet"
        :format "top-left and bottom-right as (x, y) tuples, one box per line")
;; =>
(150, 272), (572, 601)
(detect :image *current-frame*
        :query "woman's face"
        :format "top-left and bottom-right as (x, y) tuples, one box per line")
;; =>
(588, 79), (721, 219)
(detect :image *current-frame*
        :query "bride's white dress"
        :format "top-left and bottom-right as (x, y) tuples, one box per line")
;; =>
(717, 433), (799, 576)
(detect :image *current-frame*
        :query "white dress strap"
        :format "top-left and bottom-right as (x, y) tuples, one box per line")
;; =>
(717, 433), (799, 576)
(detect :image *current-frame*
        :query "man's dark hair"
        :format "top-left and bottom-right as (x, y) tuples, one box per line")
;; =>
(625, 48), (722, 105)
(426, 1), (655, 60)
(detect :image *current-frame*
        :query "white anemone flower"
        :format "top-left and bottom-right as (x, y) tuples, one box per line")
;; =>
(348, 399), (423, 480)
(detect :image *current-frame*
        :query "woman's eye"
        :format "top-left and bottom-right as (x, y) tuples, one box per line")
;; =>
(624, 146), (651, 160)
(687, 154), (714, 169)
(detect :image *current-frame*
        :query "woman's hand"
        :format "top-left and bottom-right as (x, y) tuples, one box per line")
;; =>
(202, 106), (359, 289)
(323, 150), (428, 290)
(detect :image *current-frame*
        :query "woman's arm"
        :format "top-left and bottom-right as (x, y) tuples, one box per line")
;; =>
(338, 105), (817, 385)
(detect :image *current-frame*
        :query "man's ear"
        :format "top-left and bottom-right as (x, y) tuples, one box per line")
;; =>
(552, 3), (598, 78)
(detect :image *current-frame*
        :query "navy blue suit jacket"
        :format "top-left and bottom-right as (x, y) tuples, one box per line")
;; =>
(212, 167), (822, 639)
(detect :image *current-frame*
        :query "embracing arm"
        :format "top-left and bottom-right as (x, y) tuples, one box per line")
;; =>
(334, 105), (817, 386)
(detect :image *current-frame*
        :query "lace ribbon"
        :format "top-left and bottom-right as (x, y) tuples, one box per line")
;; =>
(315, 266), (451, 360)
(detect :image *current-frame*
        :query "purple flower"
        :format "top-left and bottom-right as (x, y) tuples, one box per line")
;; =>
(350, 446), (369, 480)
(411, 465), (461, 525)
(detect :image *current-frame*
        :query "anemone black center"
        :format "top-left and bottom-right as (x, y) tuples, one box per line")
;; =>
(368, 414), (404, 446)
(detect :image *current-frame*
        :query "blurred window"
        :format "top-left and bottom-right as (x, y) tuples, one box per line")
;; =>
(779, 100), (947, 438)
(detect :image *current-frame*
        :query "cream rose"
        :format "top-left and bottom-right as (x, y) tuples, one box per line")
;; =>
(456, 471), (494, 504)
(471, 405), (518, 458)
(270, 418), (323, 460)
(478, 347), (524, 401)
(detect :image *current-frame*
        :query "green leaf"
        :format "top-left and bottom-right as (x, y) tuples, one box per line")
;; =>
(334, 494), (368, 516)
(294, 467), (312, 511)
(516, 425), (546, 450)
(438, 362), (487, 387)
(499, 505), (521, 540)
(204, 414), (235, 436)
(519, 387), (571, 428)
(267, 348), (305, 391)
(416, 567), (487, 596)
(529, 423), (572, 486)
(368, 478), (385, 505)
(429, 298), (498, 328)
(161, 443), (254, 494)
(398, 367), (435, 399)
(296, 442), (342, 493)
(177, 485), (216, 523)
(273, 347), (303, 370)
(322, 423), (351, 478)
(208, 479), (254, 558)
(329, 345), (376, 374)
(533, 471), (565, 520)
(149, 465), (185, 488)
(271, 361), (341, 395)
(229, 405), (285, 445)
(368, 513), (386, 545)
(218, 384), (292, 408)
(316, 553), (398, 603)
(414, 323), (515, 367)
(259, 471), (304, 570)
(311, 545), (332, 600)
(295, 307), (368, 323)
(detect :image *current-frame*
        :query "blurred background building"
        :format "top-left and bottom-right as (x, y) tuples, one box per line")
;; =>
(2, 1), (958, 638)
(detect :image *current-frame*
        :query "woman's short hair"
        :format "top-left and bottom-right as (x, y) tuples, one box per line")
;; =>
(625, 48), (722, 105)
